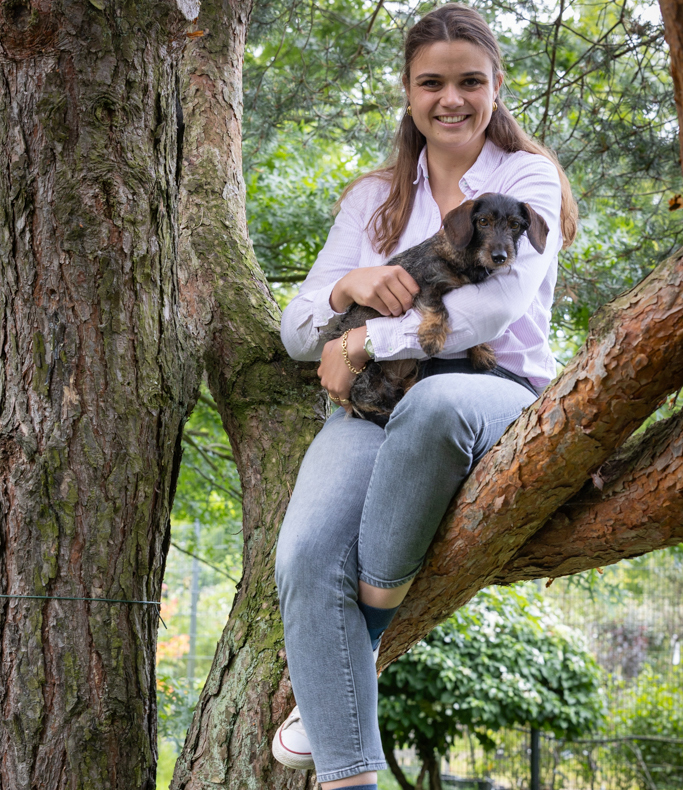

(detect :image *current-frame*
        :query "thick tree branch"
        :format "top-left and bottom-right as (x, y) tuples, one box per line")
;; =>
(497, 409), (683, 584)
(659, 0), (683, 167)
(380, 249), (683, 668)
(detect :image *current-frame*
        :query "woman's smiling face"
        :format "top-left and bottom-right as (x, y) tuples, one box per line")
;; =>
(404, 40), (503, 159)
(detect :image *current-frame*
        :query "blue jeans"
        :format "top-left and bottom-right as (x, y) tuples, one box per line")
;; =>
(275, 365), (538, 783)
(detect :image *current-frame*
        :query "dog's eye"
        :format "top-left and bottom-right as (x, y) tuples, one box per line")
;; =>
(478, 218), (488, 227)
(509, 221), (520, 230)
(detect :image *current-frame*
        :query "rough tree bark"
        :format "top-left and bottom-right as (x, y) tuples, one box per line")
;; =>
(497, 408), (683, 584)
(2, 1), (682, 790)
(0, 0), (200, 787)
(660, 0), (683, 166)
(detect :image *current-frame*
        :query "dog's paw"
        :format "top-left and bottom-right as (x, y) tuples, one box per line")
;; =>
(468, 343), (497, 370)
(418, 313), (448, 357)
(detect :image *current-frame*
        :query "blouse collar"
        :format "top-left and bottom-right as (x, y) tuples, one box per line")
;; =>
(412, 138), (506, 195)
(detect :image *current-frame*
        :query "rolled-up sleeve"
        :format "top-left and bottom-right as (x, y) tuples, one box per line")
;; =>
(280, 180), (383, 361)
(365, 157), (563, 361)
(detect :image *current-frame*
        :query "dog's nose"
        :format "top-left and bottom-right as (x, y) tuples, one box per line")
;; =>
(491, 251), (507, 265)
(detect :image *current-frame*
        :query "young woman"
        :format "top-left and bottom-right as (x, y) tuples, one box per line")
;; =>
(273, 5), (577, 789)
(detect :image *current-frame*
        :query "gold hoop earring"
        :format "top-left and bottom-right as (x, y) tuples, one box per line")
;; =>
(406, 105), (412, 116)
(492, 101), (498, 112)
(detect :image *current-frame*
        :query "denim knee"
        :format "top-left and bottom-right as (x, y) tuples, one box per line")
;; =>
(275, 524), (358, 614)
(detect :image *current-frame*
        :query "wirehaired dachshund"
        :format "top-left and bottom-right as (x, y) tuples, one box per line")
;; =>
(322, 192), (549, 424)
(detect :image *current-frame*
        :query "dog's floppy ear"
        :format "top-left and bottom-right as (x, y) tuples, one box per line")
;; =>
(442, 200), (476, 249)
(522, 203), (549, 254)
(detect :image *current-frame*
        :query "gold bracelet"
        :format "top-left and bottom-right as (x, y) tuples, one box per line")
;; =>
(341, 330), (368, 375)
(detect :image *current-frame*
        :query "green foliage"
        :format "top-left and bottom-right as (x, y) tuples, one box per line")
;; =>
(551, 543), (683, 604)
(378, 770), (405, 790)
(546, 545), (683, 680)
(157, 674), (200, 751)
(378, 585), (605, 765)
(245, 130), (384, 292)
(608, 667), (683, 789)
(156, 738), (178, 790)
(156, 388), (244, 779)
(244, 0), (406, 159)
(171, 388), (243, 569)
(496, 0), (682, 360)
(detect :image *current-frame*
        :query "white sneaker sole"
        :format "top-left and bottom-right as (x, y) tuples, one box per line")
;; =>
(373, 634), (383, 664)
(272, 638), (381, 771)
(272, 722), (315, 770)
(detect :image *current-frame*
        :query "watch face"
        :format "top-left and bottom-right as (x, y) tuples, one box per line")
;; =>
(364, 334), (375, 358)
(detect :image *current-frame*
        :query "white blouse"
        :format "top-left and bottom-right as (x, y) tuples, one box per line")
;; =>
(280, 138), (563, 388)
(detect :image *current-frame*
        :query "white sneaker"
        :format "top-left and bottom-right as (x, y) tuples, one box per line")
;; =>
(272, 705), (315, 770)
(273, 641), (382, 770)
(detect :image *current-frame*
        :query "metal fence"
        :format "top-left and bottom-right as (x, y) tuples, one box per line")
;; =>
(396, 727), (683, 790)
(395, 550), (683, 790)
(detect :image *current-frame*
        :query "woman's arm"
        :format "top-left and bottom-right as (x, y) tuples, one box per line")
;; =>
(364, 156), (563, 361)
(316, 326), (369, 411)
(280, 178), (418, 361)
(279, 189), (368, 362)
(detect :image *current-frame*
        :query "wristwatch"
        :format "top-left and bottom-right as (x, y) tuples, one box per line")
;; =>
(364, 331), (375, 360)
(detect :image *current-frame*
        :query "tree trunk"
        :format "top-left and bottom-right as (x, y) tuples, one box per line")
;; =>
(0, 2), (198, 787)
(169, 2), (323, 788)
(424, 751), (442, 790)
(384, 745), (416, 790)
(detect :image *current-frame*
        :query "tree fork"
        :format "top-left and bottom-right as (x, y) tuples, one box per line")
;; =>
(497, 407), (683, 583)
(173, 11), (683, 774)
(380, 249), (683, 668)
(177, 1), (683, 783)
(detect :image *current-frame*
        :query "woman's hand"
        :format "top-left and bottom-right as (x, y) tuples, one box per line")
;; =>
(318, 327), (370, 413)
(330, 266), (420, 316)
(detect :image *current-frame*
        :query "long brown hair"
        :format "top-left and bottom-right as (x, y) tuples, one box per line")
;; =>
(339, 3), (578, 255)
